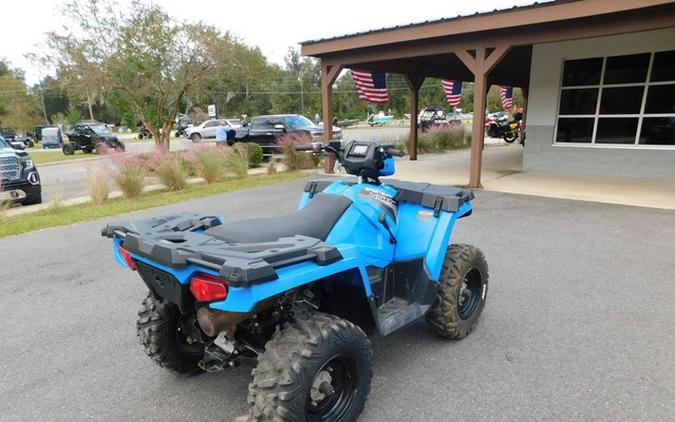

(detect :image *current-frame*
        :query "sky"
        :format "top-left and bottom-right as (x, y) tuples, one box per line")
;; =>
(3, 0), (539, 85)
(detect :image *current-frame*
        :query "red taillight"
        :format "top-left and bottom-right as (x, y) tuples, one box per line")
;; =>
(190, 273), (228, 302)
(118, 244), (136, 271)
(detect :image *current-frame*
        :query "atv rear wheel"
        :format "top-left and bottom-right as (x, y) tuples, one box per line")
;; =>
(426, 244), (489, 339)
(247, 312), (372, 422)
(136, 292), (204, 374)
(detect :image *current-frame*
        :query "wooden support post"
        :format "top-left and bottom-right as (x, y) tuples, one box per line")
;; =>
(403, 74), (424, 161)
(520, 85), (528, 140)
(470, 68), (488, 188)
(321, 63), (342, 173)
(455, 45), (511, 188)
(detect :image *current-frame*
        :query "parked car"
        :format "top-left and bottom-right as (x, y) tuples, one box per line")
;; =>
(0, 134), (41, 205)
(229, 114), (342, 157)
(33, 125), (53, 142)
(185, 119), (228, 141)
(0, 128), (34, 149)
(63, 121), (126, 155)
(41, 127), (64, 149)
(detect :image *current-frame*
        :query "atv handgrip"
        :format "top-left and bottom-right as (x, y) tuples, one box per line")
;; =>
(387, 148), (405, 157)
(294, 143), (323, 153)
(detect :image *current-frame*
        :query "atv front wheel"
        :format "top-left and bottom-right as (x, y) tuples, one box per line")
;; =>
(426, 244), (489, 339)
(247, 312), (373, 421)
(136, 292), (204, 374)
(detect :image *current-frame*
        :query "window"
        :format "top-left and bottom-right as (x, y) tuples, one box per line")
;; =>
(555, 50), (675, 147)
(251, 118), (274, 130)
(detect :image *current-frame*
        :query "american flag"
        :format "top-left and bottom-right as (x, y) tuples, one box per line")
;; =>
(500, 86), (514, 110)
(441, 80), (463, 107)
(351, 69), (389, 104)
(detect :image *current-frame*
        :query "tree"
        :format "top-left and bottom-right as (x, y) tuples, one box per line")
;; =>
(46, 0), (227, 150)
(0, 60), (42, 131)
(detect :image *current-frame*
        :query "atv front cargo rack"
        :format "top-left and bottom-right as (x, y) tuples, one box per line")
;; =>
(102, 213), (342, 287)
(305, 178), (474, 215)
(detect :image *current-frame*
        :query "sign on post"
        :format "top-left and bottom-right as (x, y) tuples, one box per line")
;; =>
(207, 104), (217, 118)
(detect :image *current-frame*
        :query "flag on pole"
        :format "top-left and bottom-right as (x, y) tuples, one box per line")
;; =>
(351, 69), (389, 104)
(499, 86), (514, 110)
(441, 80), (463, 107)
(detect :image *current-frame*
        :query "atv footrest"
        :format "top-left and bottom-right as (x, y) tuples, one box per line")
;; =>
(102, 213), (342, 287)
(377, 298), (429, 336)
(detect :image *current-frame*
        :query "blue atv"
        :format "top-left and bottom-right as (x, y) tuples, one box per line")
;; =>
(102, 140), (489, 421)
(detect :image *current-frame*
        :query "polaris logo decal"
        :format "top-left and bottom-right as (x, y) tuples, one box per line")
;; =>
(359, 188), (398, 221)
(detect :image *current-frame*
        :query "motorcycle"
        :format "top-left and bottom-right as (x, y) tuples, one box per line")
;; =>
(485, 111), (522, 143)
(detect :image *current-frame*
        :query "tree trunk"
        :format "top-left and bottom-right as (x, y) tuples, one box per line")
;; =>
(152, 128), (169, 151)
(86, 89), (95, 120)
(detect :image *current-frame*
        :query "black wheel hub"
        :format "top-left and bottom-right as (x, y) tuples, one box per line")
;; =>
(458, 268), (482, 320)
(306, 354), (358, 421)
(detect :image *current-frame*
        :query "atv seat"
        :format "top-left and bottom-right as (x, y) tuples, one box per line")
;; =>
(205, 193), (352, 243)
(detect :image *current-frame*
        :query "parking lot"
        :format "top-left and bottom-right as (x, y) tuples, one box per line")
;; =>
(2, 177), (674, 421)
(34, 127), (409, 202)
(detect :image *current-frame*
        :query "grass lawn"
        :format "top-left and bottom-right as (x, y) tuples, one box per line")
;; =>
(30, 149), (101, 165)
(0, 171), (310, 238)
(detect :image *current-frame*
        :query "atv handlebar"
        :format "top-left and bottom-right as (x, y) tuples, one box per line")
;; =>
(296, 142), (405, 159)
(387, 148), (404, 157)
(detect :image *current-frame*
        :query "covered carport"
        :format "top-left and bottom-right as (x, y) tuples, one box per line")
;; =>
(300, 0), (675, 188)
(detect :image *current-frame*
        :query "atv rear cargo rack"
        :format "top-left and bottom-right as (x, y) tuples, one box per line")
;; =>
(102, 213), (342, 287)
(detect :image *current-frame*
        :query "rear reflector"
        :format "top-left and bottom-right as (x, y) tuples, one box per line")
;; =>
(190, 273), (228, 302)
(118, 244), (136, 271)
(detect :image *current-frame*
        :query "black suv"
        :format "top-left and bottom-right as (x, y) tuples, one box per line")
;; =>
(0, 135), (41, 205)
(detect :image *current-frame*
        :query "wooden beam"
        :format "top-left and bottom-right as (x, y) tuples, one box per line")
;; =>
(315, 6), (675, 66)
(403, 74), (424, 161)
(484, 45), (511, 73)
(302, 0), (674, 56)
(469, 68), (488, 189)
(461, 46), (511, 188)
(321, 63), (343, 173)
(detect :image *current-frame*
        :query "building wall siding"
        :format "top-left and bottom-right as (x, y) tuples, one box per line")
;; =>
(524, 28), (675, 180)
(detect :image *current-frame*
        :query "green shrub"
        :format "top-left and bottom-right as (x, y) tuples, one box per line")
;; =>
(156, 155), (188, 191)
(112, 157), (145, 198)
(246, 143), (263, 167)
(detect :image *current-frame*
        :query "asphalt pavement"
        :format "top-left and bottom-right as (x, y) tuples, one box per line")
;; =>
(35, 127), (409, 202)
(2, 178), (674, 421)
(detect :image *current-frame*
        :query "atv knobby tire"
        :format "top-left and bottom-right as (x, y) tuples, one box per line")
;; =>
(136, 292), (203, 374)
(247, 312), (373, 421)
(427, 244), (489, 339)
